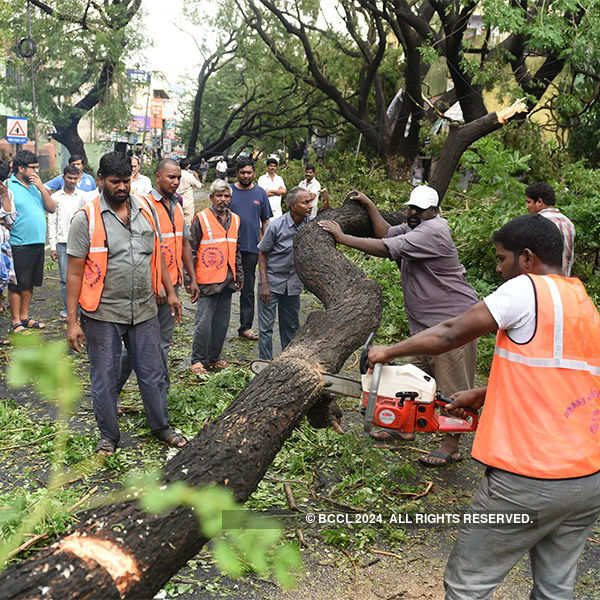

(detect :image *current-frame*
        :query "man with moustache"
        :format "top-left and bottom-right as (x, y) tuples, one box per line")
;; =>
(257, 157), (286, 218)
(7, 150), (57, 333)
(45, 153), (97, 193)
(319, 185), (478, 466)
(298, 163), (329, 218)
(48, 164), (88, 320)
(365, 214), (600, 600)
(118, 158), (199, 395)
(229, 158), (272, 341)
(189, 179), (243, 375)
(66, 152), (185, 455)
(257, 187), (313, 360)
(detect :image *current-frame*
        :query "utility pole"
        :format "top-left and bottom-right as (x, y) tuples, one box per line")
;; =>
(140, 74), (152, 162)
(26, 0), (38, 154)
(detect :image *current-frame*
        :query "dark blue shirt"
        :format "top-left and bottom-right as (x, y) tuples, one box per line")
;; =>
(229, 184), (272, 253)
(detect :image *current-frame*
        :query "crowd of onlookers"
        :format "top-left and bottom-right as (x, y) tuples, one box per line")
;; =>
(0, 149), (331, 454)
(1, 146), (596, 600)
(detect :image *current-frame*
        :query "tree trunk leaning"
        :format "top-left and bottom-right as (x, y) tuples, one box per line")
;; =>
(0, 199), (387, 599)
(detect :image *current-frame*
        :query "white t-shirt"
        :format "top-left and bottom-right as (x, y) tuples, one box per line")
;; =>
(216, 160), (228, 174)
(258, 173), (286, 218)
(483, 275), (536, 343)
(298, 177), (321, 218)
(47, 188), (88, 248)
(131, 174), (152, 196)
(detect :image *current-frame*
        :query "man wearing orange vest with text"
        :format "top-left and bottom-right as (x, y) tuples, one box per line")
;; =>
(118, 158), (199, 396)
(66, 152), (185, 456)
(365, 215), (600, 599)
(189, 179), (243, 376)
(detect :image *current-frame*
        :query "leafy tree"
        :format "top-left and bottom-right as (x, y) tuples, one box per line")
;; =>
(234, 0), (600, 200)
(179, 4), (340, 160)
(0, 0), (144, 162)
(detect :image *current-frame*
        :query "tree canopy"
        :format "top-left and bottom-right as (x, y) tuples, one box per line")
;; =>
(180, 4), (340, 160)
(230, 0), (600, 198)
(1, 0), (144, 161)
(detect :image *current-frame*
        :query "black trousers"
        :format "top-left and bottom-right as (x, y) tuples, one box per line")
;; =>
(239, 251), (258, 334)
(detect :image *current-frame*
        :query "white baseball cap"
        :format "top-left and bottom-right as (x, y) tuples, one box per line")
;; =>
(405, 185), (439, 209)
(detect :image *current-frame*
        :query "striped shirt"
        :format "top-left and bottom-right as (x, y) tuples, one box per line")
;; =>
(540, 207), (576, 276)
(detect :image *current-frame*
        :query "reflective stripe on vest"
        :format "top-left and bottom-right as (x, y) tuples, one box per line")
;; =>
(150, 194), (184, 286)
(472, 274), (600, 478)
(78, 196), (162, 312)
(195, 209), (239, 285)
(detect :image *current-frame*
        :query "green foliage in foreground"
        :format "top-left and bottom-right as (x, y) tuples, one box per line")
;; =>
(0, 337), (300, 589)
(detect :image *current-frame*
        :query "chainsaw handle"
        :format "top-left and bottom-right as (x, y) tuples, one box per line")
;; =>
(364, 362), (382, 433)
(359, 332), (375, 375)
(436, 394), (479, 420)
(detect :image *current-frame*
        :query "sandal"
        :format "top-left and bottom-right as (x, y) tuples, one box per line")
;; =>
(369, 429), (415, 443)
(96, 438), (116, 456)
(239, 329), (258, 341)
(190, 362), (209, 376)
(208, 360), (230, 370)
(418, 448), (463, 467)
(9, 322), (26, 334)
(154, 428), (188, 448)
(21, 318), (45, 329)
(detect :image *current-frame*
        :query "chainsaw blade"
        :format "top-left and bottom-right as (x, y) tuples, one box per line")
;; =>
(250, 361), (362, 398)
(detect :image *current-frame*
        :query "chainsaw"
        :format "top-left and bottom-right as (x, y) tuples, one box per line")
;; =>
(250, 333), (478, 434)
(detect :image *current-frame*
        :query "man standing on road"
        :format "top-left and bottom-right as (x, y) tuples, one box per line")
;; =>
(298, 164), (329, 218)
(319, 185), (478, 466)
(48, 164), (88, 320)
(366, 214), (600, 600)
(257, 157), (286, 218)
(118, 158), (199, 395)
(130, 155), (152, 196)
(215, 157), (228, 181)
(229, 158), (272, 341)
(7, 150), (57, 333)
(525, 182), (575, 276)
(66, 152), (185, 456)
(257, 187), (312, 360)
(45, 154), (96, 193)
(177, 158), (204, 226)
(198, 158), (209, 184)
(189, 179), (243, 375)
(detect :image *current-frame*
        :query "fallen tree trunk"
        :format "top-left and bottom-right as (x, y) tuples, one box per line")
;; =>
(0, 198), (403, 599)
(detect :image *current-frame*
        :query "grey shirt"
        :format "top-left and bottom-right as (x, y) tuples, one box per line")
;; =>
(149, 188), (191, 238)
(258, 212), (311, 295)
(383, 216), (478, 333)
(67, 193), (161, 325)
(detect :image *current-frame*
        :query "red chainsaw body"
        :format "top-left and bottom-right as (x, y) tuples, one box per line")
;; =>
(361, 364), (477, 434)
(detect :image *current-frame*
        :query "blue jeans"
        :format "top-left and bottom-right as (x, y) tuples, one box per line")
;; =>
(258, 291), (300, 360)
(82, 315), (169, 445)
(56, 242), (67, 312)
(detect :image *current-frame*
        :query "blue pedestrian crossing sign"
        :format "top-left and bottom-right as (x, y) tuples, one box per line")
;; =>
(6, 117), (28, 144)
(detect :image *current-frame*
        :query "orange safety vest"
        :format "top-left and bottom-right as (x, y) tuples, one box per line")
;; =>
(195, 208), (239, 285)
(149, 193), (185, 286)
(79, 195), (162, 312)
(473, 274), (600, 478)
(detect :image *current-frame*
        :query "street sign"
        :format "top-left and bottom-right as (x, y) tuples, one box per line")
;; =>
(6, 117), (27, 144)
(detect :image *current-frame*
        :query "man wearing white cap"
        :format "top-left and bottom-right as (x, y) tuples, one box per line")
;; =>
(319, 185), (478, 466)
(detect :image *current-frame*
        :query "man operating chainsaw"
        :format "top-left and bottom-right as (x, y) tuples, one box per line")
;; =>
(366, 214), (600, 600)
(319, 185), (478, 466)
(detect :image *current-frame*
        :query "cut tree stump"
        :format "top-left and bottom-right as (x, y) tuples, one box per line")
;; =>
(0, 198), (403, 599)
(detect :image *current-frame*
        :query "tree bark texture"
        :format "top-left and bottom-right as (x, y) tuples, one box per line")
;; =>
(0, 200), (395, 599)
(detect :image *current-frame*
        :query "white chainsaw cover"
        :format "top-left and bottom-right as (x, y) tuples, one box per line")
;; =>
(361, 364), (437, 404)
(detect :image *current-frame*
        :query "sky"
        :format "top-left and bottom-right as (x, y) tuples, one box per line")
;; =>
(137, 0), (211, 86)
